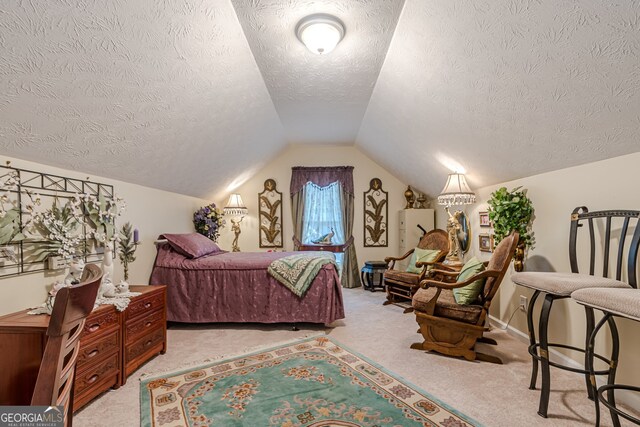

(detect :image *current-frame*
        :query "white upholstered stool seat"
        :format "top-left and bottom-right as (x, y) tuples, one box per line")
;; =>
(572, 288), (640, 322)
(512, 272), (630, 296)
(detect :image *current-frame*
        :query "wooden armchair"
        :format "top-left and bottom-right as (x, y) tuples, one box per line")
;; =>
(383, 229), (449, 311)
(410, 231), (519, 363)
(32, 264), (102, 426)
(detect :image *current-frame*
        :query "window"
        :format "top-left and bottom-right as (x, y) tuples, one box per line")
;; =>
(301, 182), (345, 267)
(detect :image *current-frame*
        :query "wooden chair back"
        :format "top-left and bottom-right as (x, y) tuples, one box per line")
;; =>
(569, 207), (640, 288)
(31, 263), (102, 426)
(482, 231), (520, 304)
(417, 229), (449, 253)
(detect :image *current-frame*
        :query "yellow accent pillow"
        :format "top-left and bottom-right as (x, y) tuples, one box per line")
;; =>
(453, 257), (486, 305)
(406, 248), (440, 274)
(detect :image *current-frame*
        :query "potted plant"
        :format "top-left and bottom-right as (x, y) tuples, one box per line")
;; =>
(487, 186), (535, 271)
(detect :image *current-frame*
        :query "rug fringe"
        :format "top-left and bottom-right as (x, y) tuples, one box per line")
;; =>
(139, 332), (327, 381)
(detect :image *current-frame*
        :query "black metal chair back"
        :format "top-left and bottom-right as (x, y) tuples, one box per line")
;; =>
(569, 207), (640, 289)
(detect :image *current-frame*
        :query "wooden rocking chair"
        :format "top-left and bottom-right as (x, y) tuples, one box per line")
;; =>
(383, 229), (449, 311)
(411, 231), (519, 363)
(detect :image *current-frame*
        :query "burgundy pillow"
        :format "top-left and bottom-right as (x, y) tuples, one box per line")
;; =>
(160, 233), (223, 259)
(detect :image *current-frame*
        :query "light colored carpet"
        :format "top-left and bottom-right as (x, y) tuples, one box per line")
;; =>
(75, 288), (631, 426)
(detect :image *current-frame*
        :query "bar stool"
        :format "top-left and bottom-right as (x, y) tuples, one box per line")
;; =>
(511, 207), (639, 418)
(573, 288), (640, 426)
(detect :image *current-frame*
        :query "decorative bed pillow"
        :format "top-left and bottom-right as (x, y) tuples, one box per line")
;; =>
(406, 248), (440, 274)
(453, 257), (486, 305)
(161, 233), (223, 259)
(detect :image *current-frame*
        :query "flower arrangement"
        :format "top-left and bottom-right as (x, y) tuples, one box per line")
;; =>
(193, 203), (225, 242)
(81, 193), (126, 245)
(118, 222), (139, 281)
(32, 197), (84, 260)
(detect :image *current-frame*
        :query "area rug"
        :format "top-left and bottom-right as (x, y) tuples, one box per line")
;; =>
(140, 335), (481, 427)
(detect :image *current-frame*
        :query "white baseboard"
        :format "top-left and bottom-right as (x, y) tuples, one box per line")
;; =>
(488, 315), (640, 412)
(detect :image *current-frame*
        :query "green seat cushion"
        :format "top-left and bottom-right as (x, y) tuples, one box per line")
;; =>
(405, 248), (440, 274)
(453, 257), (486, 305)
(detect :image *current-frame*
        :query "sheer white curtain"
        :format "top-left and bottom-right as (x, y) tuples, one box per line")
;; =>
(301, 182), (345, 245)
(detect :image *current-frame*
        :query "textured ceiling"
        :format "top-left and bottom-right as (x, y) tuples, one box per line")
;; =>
(357, 0), (640, 196)
(0, 0), (639, 199)
(0, 0), (284, 198)
(231, 0), (404, 144)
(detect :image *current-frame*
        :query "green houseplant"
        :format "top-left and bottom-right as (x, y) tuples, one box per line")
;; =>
(487, 186), (535, 271)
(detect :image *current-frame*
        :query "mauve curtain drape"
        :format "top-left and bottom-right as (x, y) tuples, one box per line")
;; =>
(290, 166), (360, 288)
(291, 190), (305, 251)
(340, 184), (360, 288)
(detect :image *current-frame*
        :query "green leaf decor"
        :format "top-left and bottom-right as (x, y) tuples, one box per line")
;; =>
(487, 186), (535, 249)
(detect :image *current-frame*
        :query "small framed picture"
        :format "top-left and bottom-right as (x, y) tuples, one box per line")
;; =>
(479, 233), (492, 252)
(479, 211), (491, 227)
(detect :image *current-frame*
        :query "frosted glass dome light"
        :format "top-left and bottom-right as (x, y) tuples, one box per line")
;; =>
(296, 14), (345, 55)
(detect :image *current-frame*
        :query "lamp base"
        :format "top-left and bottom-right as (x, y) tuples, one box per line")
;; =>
(444, 206), (465, 267)
(230, 216), (244, 253)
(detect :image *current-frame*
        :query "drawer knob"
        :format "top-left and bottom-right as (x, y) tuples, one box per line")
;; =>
(144, 302), (152, 308)
(87, 349), (99, 358)
(145, 321), (152, 328)
(87, 374), (99, 384)
(145, 339), (153, 347)
(88, 324), (100, 332)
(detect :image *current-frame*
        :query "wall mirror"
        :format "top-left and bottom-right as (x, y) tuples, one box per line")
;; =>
(458, 211), (471, 254)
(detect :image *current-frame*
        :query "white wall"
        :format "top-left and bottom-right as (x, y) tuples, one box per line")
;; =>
(214, 145), (412, 267)
(435, 152), (640, 392)
(0, 156), (208, 316)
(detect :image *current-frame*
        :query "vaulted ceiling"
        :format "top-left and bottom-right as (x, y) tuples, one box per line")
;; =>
(0, 0), (638, 199)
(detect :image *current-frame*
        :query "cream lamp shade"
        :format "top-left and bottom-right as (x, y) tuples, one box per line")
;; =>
(223, 193), (248, 216)
(296, 14), (345, 55)
(437, 173), (476, 206)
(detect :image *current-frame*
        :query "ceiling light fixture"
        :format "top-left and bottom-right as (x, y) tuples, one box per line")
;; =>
(295, 14), (345, 55)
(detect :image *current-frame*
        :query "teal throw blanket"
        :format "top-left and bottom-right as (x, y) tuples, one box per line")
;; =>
(268, 252), (337, 297)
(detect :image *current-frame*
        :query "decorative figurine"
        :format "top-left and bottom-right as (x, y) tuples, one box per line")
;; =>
(230, 217), (244, 252)
(404, 186), (415, 209)
(313, 228), (335, 245)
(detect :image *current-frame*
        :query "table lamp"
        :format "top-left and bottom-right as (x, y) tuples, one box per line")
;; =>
(223, 193), (248, 252)
(437, 173), (476, 266)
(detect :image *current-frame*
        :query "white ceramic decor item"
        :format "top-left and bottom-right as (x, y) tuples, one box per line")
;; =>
(100, 245), (117, 297)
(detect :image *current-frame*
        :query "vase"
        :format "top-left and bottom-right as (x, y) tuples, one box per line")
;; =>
(404, 186), (415, 209)
(514, 242), (526, 272)
(101, 245), (114, 284)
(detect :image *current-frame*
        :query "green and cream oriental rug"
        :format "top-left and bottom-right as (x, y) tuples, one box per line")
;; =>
(140, 335), (480, 427)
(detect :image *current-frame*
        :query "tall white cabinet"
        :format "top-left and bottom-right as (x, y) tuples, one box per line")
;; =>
(398, 209), (435, 269)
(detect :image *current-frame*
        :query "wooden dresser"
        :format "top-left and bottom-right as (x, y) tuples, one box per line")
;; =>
(0, 284), (166, 410)
(122, 285), (167, 384)
(74, 303), (121, 409)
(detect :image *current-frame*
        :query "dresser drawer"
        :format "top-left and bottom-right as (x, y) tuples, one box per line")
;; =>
(124, 326), (165, 377)
(126, 289), (164, 321)
(82, 307), (119, 340)
(77, 329), (119, 370)
(75, 351), (119, 396)
(125, 309), (164, 344)
(126, 326), (164, 362)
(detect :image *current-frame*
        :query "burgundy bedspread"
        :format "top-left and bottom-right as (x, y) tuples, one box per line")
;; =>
(149, 244), (345, 325)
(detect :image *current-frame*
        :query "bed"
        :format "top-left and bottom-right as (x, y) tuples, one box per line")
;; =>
(148, 233), (345, 325)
